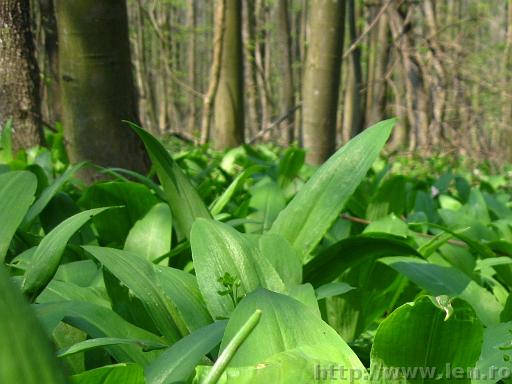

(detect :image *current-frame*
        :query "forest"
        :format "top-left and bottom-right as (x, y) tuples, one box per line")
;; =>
(2, 0), (512, 383)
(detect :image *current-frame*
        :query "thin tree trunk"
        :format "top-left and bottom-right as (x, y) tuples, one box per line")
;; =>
(423, 0), (446, 148)
(132, 0), (157, 134)
(388, 4), (429, 151)
(347, 0), (364, 137)
(502, 0), (512, 151)
(200, 0), (226, 144)
(342, 65), (354, 143)
(276, 0), (295, 145)
(365, 3), (389, 126)
(254, 0), (269, 132)
(302, 0), (346, 164)
(55, 0), (149, 182)
(213, 0), (244, 149)
(39, 0), (60, 123)
(296, 0), (308, 144)
(0, 0), (44, 151)
(242, 0), (260, 139)
(187, 0), (197, 134)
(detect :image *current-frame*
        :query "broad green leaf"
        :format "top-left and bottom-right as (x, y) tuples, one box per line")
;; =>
(52, 322), (86, 374)
(484, 240), (512, 287)
(83, 246), (186, 343)
(245, 178), (286, 234)
(315, 282), (355, 300)
(203, 310), (262, 384)
(128, 122), (210, 239)
(439, 194), (463, 210)
(0, 264), (67, 384)
(154, 265), (213, 332)
(258, 233), (302, 286)
(210, 165), (261, 216)
(417, 231), (454, 258)
(22, 162), (85, 227)
(101, 167), (166, 200)
(102, 267), (160, 336)
(124, 202), (173, 263)
(221, 289), (364, 374)
(473, 322), (512, 384)
(380, 256), (502, 326)
(78, 181), (158, 246)
(413, 190), (439, 223)
(146, 321), (226, 384)
(483, 191), (512, 219)
(195, 348), (363, 383)
(304, 233), (419, 286)
(58, 337), (167, 358)
(200, 290), (367, 384)
(22, 207), (109, 300)
(325, 259), (407, 342)
(364, 214), (409, 237)
(38, 280), (109, 308)
(438, 243), (476, 279)
(270, 119), (394, 258)
(39, 192), (92, 237)
(0, 171), (37, 261)
(370, 296), (483, 384)
(191, 218), (286, 319)
(366, 175), (407, 220)
(54, 260), (99, 287)
(287, 283), (322, 315)
(34, 301), (163, 365)
(71, 363), (144, 384)
(475, 257), (512, 271)
(277, 146), (305, 187)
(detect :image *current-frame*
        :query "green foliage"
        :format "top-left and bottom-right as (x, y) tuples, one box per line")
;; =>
(3, 120), (512, 383)
(0, 264), (67, 384)
(370, 296), (483, 383)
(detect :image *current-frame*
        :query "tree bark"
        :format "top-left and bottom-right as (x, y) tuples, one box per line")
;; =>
(242, 0), (260, 139)
(200, 0), (226, 144)
(213, 0), (244, 149)
(54, 0), (149, 182)
(0, 0), (44, 151)
(423, 0), (447, 148)
(388, 4), (429, 151)
(365, 2), (389, 126)
(347, 0), (364, 137)
(39, 0), (61, 124)
(276, 0), (295, 145)
(187, 0), (197, 134)
(302, 0), (345, 164)
(502, 0), (512, 150)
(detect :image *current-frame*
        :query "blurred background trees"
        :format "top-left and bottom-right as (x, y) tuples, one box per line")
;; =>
(3, 0), (512, 170)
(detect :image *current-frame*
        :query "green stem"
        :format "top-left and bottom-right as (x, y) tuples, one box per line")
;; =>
(201, 309), (262, 384)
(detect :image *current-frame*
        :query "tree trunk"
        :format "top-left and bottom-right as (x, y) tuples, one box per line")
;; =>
(0, 0), (44, 151)
(365, 3), (389, 126)
(187, 0), (197, 134)
(55, 0), (149, 182)
(40, 0), (61, 124)
(347, 0), (364, 137)
(388, 4), (429, 151)
(302, 0), (345, 164)
(254, 0), (270, 132)
(276, 0), (295, 145)
(502, 0), (512, 155)
(242, 0), (260, 139)
(213, 0), (244, 149)
(423, 0), (446, 148)
(200, 0), (226, 144)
